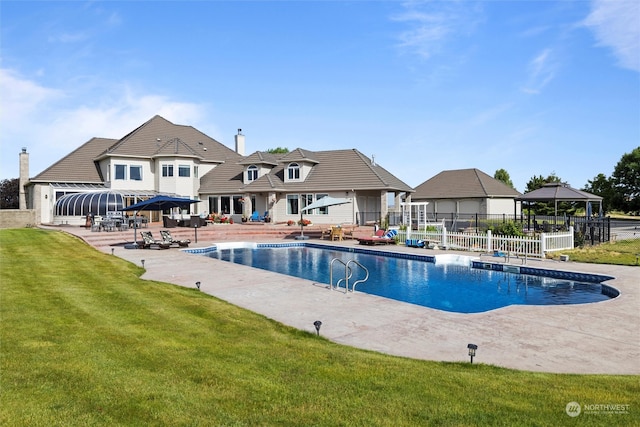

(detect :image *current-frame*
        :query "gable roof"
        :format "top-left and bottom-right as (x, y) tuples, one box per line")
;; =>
(97, 115), (240, 163)
(31, 137), (116, 183)
(412, 168), (521, 200)
(30, 115), (242, 184)
(199, 148), (414, 194)
(237, 151), (281, 166)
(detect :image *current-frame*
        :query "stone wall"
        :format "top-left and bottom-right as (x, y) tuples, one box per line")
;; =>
(0, 209), (37, 229)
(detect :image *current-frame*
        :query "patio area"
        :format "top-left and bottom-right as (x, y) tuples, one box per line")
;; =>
(54, 223), (639, 374)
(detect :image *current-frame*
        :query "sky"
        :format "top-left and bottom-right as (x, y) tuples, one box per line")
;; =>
(1, 0), (638, 192)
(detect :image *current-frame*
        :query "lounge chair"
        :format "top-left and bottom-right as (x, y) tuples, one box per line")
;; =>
(250, 211), (264, 222)
(357, 229), (398, 245)
(139, 231), (171, 249)
(160, 230), (190, 247)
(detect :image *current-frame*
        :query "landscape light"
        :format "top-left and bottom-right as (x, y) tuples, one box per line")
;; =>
(467, 343), (478, 364)
(141, 259), (145, 268)
(111, 248), (114, 255)
(314, 320), (322, 336)
(196, 281), (201, 290)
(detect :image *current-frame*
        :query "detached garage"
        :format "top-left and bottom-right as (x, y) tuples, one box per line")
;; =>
(411, 168), (522, 217)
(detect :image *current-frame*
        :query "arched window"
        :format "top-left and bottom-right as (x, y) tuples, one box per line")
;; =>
(247, 165), (258, 181)
(287, 163), (300, 180)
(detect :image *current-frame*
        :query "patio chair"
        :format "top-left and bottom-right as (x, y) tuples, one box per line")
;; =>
(250, 211), (264, 221)
(160, 230), (191, 247)
(139, 231), (171, 249)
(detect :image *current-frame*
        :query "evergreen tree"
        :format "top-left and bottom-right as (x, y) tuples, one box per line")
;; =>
(493, 169), (515, 189)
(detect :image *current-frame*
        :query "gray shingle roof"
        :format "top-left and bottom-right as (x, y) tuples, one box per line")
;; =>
(31, 115), (242, 184)
(412, 168), (521, 199)
(31, 137), (116, 183)
(199, 148), (414, 194)
(98, 115), (240, 163)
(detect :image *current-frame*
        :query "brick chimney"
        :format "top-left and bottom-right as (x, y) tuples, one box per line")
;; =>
(19, 147), (28, 209)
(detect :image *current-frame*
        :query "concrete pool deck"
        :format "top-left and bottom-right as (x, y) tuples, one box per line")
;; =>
(59, 225), (639, 375)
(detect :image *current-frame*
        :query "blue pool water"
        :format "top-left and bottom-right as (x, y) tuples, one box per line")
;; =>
(200, 244), (614, 313)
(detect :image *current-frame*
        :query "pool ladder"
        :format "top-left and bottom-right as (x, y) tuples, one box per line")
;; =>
(329, 258), (369, 293)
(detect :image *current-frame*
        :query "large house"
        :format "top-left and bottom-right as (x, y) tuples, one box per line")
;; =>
(22, 115), (414, 226)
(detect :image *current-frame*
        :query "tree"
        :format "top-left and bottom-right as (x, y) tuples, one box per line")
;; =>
(524, 172), (561, 193)
(583, 173), (615, 214)
(611, 147), (640, 214)
(493, 169), (514, 189)
(266, 147), (289, 154)
(0, 178), (19, 209)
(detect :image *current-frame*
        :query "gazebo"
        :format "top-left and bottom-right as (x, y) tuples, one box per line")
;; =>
(517, 183), (603, 217)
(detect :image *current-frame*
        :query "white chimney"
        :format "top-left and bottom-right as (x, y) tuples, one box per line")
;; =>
(234, 128), (245, 155)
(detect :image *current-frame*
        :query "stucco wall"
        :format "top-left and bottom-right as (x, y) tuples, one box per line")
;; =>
(0, 209), (37, 229)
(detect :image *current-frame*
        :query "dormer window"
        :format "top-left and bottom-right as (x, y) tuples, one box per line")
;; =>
(287, 163), (300, 180)
(247, 165), (258, 182)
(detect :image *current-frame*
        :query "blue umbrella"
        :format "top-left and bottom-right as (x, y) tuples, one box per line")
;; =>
(123, 195), (200, 248)
(123, 195), (200, 211)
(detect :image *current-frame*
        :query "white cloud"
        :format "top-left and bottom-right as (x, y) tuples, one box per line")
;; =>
(0, 68), (213, 179)
(391, 1), (483, 60)
(583, 0), (640, 72)
(521, 48), (557, 94)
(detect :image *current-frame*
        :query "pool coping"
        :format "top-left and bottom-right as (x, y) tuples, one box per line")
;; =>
(60, 226), (640, 375)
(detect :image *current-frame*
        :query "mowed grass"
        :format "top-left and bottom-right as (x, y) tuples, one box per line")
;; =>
(1, 229), (638, 426)
(547, 238), (640, 265)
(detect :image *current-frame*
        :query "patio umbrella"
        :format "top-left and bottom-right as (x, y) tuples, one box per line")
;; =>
(123, 195), (200, 248)
(297, 196), (351, 240)
(123, 195), (200, 211)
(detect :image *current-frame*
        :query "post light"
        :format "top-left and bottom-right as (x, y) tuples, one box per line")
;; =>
(195, 281), (201, 290)
(141, 259), (145, 268)
(313, 320), (322, 336)
(194, 223), (198, 243)
(467, 343), (478, 364)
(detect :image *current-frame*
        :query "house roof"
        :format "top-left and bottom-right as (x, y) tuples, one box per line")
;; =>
(517, 183), (602, 202)
(31, 137), (116, 183)
(30, 115), (242, 184)
(412, 168), (522, 200)
(97, 115), (240, 163)
(237, 151), (281, 166)
(199, 148), (414, 194)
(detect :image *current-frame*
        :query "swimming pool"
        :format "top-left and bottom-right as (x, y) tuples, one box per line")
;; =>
(189, 243), (616, 313)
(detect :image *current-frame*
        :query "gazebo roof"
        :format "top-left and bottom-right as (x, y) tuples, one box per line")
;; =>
(517, 183), (602, 202)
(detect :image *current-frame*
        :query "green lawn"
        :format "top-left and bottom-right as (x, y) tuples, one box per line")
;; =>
(547, 238), (640, 265)
(1, 229), (638, 426)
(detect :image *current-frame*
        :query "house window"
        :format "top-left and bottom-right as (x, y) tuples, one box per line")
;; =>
(287, 194), (299, 215)
(178, 165), (190, 177)
(301, 194), (313, 213)
(316, 194), (329, 215)
(115, 164), (126, 180)
(130, 165), (142, 181)
(247, 165), (258, 181)
(194, 166), (199, 178)
(287, 163), (300, 180)
(162, 164), (174, 177)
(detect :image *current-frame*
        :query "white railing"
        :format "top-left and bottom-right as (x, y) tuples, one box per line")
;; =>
(400, 227), (574, 258)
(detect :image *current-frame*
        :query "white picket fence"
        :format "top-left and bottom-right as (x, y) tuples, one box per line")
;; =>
(400, 227), (574, 258)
